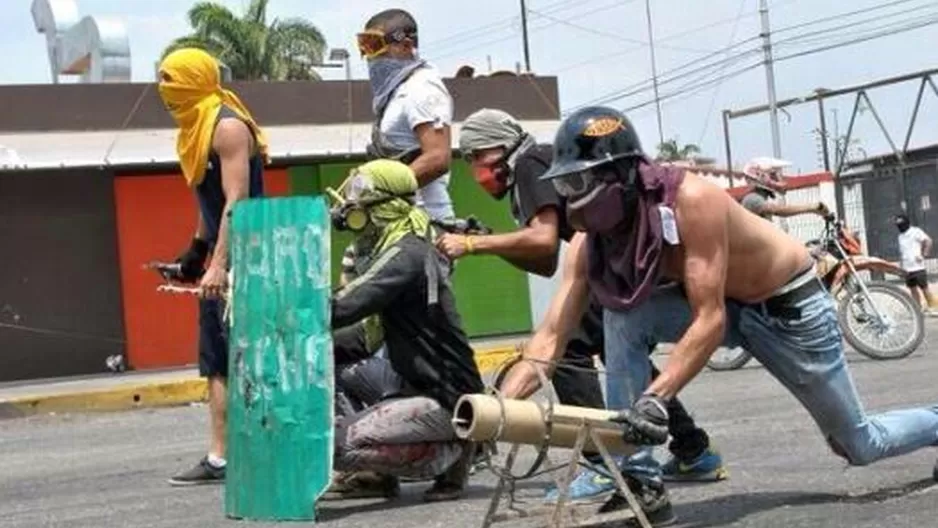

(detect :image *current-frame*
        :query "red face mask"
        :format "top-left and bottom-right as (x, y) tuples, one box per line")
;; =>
(473, 165), (509, 199)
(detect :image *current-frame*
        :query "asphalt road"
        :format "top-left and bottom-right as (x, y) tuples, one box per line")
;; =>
(3, 338), (938, 528)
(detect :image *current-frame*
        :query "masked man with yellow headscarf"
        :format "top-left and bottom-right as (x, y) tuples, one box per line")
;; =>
(158, 48), (269, 487)
(325, 159), (483, 502)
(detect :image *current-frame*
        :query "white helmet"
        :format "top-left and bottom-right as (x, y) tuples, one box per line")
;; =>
(743, 156), (791, 193)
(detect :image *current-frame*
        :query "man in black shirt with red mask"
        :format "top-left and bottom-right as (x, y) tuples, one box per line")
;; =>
(437, 109), (726, 504)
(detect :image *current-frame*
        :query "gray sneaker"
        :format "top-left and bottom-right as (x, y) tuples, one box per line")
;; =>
(168, 456), (225, 487)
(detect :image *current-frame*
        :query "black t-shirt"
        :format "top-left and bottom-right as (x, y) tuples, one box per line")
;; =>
(507, 145), (603, 354)
(508, 145), (575, 241)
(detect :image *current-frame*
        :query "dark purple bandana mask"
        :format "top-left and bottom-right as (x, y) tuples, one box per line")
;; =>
(583, 158), (685, 311)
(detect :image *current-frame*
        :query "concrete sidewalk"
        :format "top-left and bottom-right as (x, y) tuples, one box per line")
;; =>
(0, 336), (523, 420)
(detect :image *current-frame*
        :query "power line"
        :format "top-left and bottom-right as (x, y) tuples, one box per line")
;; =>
(773, 1), (938, 47)
(773, 0), (925, 35)
(565, 26), (765, 103)
(773, 7), (938, 51)
(775, 14), (938, 63)
(623, 61), (765, 113)
(564, 45), (761, 111)
(423, 0), (576, 50)
(697, 0), (751, 145)
(549, 16), (756, 75)
(622, 14), (938, 115)
(564, 1), (933, 114)
(427, 0), (629, 61)
(527, 3), (714, 54)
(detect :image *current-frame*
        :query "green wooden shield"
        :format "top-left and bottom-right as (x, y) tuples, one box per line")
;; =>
(225, 196), (333, 521)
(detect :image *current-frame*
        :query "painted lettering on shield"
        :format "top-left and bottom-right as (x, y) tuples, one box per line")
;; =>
(226, 196), (334, 520)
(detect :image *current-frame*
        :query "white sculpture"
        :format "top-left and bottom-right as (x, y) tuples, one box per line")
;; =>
(31, 0), (131, 83)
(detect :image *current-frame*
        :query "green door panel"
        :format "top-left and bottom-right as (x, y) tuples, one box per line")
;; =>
(286, 160), (533, 338)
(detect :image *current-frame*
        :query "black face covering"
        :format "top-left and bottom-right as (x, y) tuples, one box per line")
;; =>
(896, 216), (911, 233)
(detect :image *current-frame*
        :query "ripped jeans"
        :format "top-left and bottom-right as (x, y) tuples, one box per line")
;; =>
(334, 396), (466, 480)
(604, 282), (938, 486)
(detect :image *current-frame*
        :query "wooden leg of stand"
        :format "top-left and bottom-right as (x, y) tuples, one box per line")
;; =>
(481, 443), (520, 528)
(589, 430), (652, 528)
(549, 423), (589, 528)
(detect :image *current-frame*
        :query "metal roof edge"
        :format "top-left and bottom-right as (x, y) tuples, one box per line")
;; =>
(0, 120), (561, 172)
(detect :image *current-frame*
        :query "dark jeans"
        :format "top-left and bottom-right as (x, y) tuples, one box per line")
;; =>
(551, 302), (710, 462)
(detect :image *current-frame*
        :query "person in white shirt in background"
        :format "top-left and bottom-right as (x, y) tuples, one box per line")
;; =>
(894, 213), (937, 312)
(358, 8), (454, 222)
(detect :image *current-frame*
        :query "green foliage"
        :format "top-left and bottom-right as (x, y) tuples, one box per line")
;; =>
(161, 0), (327, 81)
(656, 138), (702, 162)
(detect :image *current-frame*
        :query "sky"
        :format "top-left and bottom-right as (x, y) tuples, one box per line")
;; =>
(4, 0), (938, 174)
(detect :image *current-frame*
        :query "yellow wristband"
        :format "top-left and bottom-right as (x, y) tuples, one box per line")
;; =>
(464, 236), (475, 254)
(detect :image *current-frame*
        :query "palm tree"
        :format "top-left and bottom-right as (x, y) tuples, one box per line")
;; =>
(656, 138), (702, 162)
(161, 0), (327, 81)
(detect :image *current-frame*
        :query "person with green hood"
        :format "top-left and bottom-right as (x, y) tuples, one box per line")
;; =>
(325, 159), (484, 503)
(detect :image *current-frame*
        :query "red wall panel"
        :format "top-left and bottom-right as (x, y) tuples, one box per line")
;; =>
(113, 169), (289, 370)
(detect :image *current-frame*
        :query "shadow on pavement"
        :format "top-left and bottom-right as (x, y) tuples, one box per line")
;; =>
(673, 478), (937, 527)
(316, 483), (499, 522)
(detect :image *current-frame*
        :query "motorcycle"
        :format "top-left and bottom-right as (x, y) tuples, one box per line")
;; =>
(707, 214), (925, 371)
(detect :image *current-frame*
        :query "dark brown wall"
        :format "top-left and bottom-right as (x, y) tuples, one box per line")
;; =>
(0, 76), (559, 133)
(0, 169), (125, 382)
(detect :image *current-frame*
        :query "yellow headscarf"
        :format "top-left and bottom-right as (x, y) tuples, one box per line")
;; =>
(341, 159), (432, 256)
(157, 48), (269, 186)
(338, 160), (431, 351)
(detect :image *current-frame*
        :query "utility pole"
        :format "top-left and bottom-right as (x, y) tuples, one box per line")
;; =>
(520, 0), (532, 72)
(644, 0), (664, 146)
(831, 108), (841, 169)
(759, 0), (782, 158)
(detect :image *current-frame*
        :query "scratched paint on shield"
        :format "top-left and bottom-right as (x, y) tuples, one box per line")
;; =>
(226, 196), (333, 521)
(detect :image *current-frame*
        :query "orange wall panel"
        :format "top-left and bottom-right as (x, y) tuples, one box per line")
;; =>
(113, 169), (289, 371)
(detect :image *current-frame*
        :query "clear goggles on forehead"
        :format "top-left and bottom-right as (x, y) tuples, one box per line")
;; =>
(327, 170), (414, 207)
(342, 171), (372, 201)
(550, 169), (599, 198)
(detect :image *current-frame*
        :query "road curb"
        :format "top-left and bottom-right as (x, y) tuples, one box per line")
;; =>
(0, 379), (209, 420)
(0, 345), (521, 419)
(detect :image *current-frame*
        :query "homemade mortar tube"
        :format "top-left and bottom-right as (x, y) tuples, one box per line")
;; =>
(452, 394), (636, 456)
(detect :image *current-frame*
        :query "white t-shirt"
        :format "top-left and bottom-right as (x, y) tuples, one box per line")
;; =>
(898, 226), (930, 272)
(378, 66), (454, 221)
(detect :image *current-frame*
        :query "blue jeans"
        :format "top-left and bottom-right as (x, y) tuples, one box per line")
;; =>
(604, 282), (938, 486)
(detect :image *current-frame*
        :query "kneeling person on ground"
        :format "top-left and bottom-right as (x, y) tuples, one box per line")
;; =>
(326, 159), (485, 502)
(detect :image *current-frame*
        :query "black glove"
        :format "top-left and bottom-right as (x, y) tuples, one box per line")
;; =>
(174, 238), (210, 283)
(611, 394), (670, 446)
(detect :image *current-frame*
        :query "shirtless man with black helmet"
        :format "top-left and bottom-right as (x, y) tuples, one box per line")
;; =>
(501, 106), (938, 526)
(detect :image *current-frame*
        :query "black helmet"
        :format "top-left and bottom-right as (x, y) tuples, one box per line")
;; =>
(540, 106), (643, 191)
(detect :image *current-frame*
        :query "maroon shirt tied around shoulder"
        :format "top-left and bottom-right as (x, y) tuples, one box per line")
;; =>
(586, 159), (685, 311)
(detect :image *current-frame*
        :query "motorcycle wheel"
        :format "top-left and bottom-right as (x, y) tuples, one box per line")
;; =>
(706, 347), (753, 371)
(837, 280), (924, 360)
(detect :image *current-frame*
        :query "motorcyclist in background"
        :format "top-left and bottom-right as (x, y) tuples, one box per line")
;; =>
(738, 157), (830, 220)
